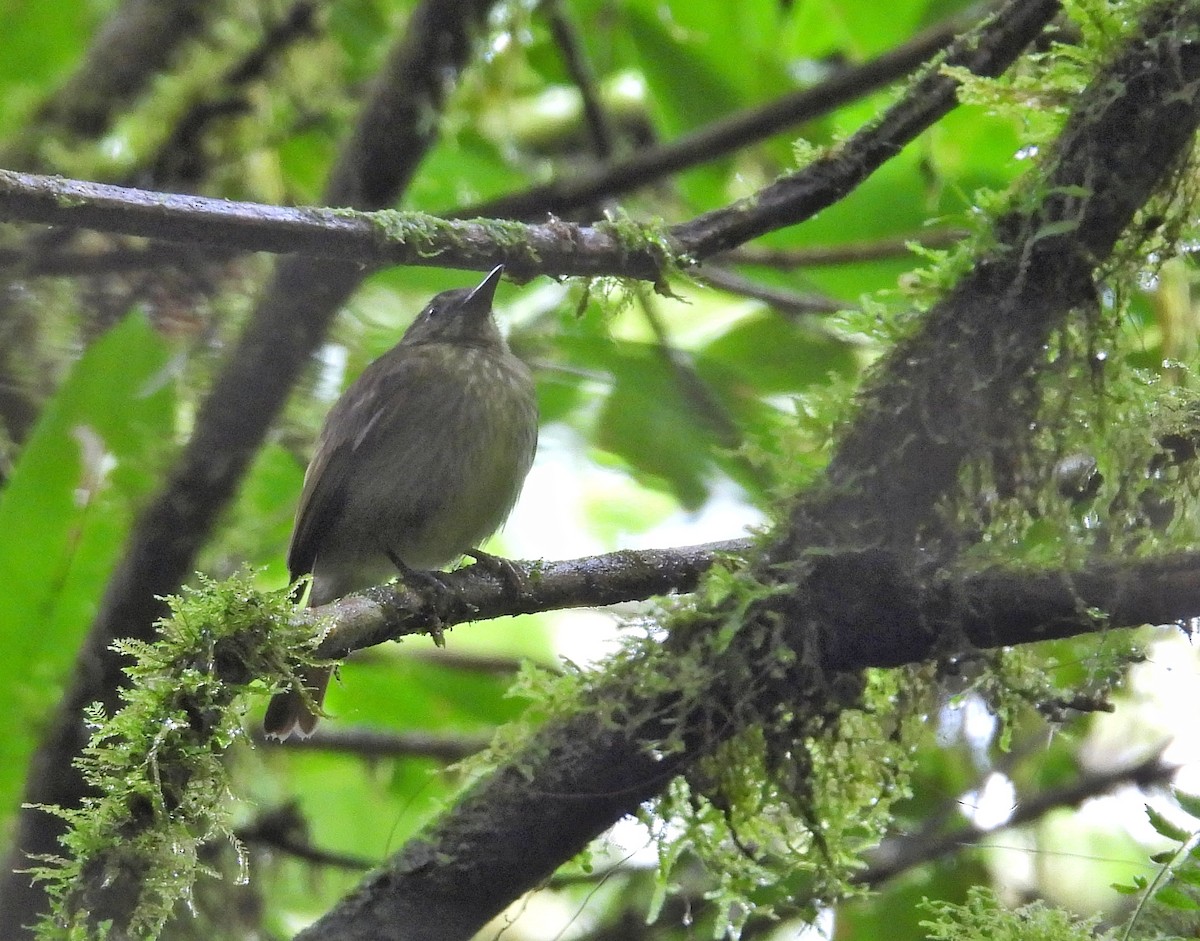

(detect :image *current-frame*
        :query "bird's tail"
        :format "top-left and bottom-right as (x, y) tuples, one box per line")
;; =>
(263, 665), (331, 741)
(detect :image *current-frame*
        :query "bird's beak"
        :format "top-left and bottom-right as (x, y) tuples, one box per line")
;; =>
(463, 264), (505, 314)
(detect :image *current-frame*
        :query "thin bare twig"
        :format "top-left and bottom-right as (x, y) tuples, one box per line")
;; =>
(252, 725), (492, 761)
(857, 751), (1176, 887)
(718, 229), (968, 268)
(694, 265), (848, 316)
(542, 0), (618, 161)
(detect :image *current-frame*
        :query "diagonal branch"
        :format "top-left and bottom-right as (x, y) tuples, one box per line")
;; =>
(856, 749), (1175, 888)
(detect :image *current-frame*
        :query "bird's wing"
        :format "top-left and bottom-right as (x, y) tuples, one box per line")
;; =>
(285, 361), (392, 579)
(285, 347), (447, 580)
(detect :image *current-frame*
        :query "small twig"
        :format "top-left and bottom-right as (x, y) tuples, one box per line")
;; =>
(251, 725), (492, 761)
(405, 648), (556, 675)
(856, 750), (1176, 887)
(542, 0), (618, 160)
(718, 229), (968, 268)
(237, 806), (375, 871)
(694, 265), (848, 316)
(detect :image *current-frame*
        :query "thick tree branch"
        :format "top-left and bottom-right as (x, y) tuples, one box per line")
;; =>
(285, 544), (1200, 672)
(0, 170), (673, 280)
(308, 540), (752, 659)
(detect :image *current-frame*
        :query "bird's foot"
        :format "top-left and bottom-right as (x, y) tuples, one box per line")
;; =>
(386, 549), (451, 646)
(464, 548), (527, 600)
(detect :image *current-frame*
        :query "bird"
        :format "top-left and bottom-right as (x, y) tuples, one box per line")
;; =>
(264, 264), (538, 739)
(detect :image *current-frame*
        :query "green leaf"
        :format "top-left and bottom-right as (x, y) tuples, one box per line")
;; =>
(0, 314), (173, 830)
(577, 337), (725, 510)
(1172, 866), (1200, 889)
(623, 4), (767, 136)
(1174, 789), (1200, 821)
(1147, 806), (1193, 844)
(0, 3), (97, 136)
(1154, 884), (1200, 911)
(699, 312), (857, 397)
(406, 131), (530, 212)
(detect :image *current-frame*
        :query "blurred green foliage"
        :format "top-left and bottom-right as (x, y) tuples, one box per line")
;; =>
(0, 0), (1196, 938)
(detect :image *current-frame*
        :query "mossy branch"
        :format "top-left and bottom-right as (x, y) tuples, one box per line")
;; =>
(29, 573), (305, 941)
(24, 541), (1200, 935)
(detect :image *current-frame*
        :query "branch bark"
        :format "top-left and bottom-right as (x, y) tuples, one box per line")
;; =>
(302, 546), (1200, 668)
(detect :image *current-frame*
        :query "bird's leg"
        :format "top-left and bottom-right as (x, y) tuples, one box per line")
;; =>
(464, 548), (526, 600)
(386, 549), (450, 646)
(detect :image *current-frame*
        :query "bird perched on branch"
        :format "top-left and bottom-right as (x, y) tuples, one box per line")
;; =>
(264, 265), (538, 739)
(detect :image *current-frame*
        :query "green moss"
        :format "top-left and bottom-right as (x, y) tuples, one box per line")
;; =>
(922, 886), (1107, 941)
(30, 571), (312, 941)
(593, 211), (679, 279)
